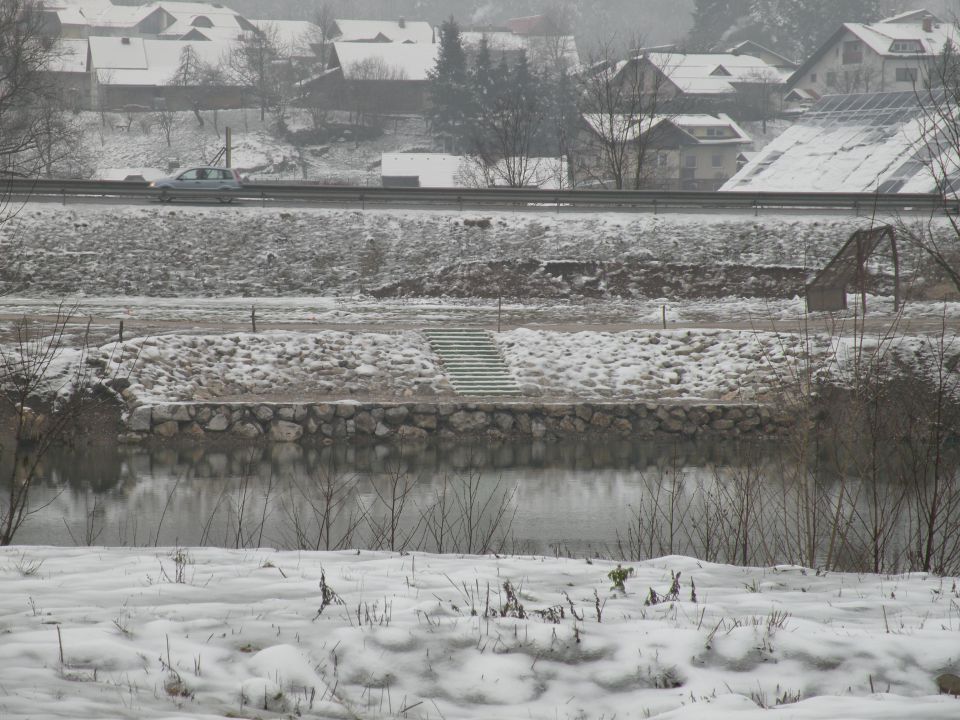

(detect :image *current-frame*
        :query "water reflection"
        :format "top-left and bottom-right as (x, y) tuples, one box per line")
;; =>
(8, 439), (771, 554)
(11, 437), (958, 576)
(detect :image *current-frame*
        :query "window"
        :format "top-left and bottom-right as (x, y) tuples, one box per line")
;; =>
(842, 40), (863, 64)
(711, 153), (723, 168)
(826, 71), (837, 86)
(896, 67), (918, 82)
(684, 155), (697, 169)
(657, 152), (669, 167)
(705, 127), (723, 137)
(890, 40), (922, 53)
(178, 169), (198, 180)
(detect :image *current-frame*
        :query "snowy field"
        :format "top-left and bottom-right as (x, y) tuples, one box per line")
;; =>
(1, 547), (958, 720)
(87, 328), (839, 403)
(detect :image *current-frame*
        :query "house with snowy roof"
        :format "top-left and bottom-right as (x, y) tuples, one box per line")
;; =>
(41, 0), (257, 39)
(577, 113), (751, 190)
(330, 18), (434, 44)
(306, 42), (439, 116)
(86, 36), (243, 110)
(788, 9), (958, 99)
(722, 90), (950, 194)
(609, 51), (791, 119)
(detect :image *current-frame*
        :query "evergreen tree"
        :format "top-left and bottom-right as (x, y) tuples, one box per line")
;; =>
(751, 0), (887, 60)
(428, 17), (470, 149)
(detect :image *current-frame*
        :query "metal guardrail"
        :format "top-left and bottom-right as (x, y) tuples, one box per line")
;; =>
(0, 178), (950, 214)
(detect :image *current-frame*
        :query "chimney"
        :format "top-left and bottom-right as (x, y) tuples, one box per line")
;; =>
(923, 17), (933, 32)
(398, 16), (406, 28)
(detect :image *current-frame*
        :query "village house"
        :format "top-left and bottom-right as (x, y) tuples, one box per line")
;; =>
(609, 51), (790, 120)
(787, 9), (957, 101)
(460, 13), (579, 69)
(577, 113), (752, 190)
(330, 18), (435, 44)
(42, 0), (257, 39)
(314, 42), (439, 117)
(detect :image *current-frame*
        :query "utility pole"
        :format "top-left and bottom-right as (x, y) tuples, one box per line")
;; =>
(225, 126), (232, 168)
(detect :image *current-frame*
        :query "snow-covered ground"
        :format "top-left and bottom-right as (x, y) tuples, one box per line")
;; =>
(1, 547), (958, 720)
(72, 109), (433, 184)
(0, 204), (920, 299)
(89, 328), (839, 403)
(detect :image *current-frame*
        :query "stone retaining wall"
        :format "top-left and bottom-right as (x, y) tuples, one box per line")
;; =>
(123, 400), (793, 443)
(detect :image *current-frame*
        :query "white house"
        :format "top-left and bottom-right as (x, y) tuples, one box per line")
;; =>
(788, 9), (958, 99)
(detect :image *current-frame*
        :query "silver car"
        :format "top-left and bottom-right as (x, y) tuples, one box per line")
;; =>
(149, 167), (244, 203)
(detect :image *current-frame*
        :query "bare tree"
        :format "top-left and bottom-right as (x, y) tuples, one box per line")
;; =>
(0, 308), (116, 545)
(346, 57), (407, 126)
(312, 1), (339, 70)
(895, 40), (960, 295)
(577, 43), (678, 189)
(154, 109), (176, 147)
(227, 23), (289, 122)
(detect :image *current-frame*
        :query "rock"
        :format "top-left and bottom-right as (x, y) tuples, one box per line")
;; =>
(128, 406), (152, 432)
(154, 421), (179, 438)
(207, 413), (230, 432)
(183, 422), (206, 438)
(254, 405), (274, 422)
(374, 422), (392, 437)
(383, 406), (409, 425)
(590, 412), (612, 429)
(270, 420), (303, 442)
(233, 422), (262, 439)
(153, 404), (191, 422)
(493, 412), (514, 432)
(313, 404), (336, 421)
(336, 404), (356, 419)
(277, 406), (295, 420)
(413, 413), (437, 430)
(448, 410), (489, 433)
(531, 418), (547, 438)
(575, 405), (593, 422)
(937, 673), (960, 696)
(397, 425), (428, 440)
(354, 412), (377, 434)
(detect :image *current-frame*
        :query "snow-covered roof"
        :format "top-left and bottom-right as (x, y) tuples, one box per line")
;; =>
(644, 52), (790, 95)
(334, 42), (438, 81)
(91, 37), (234, 85)
(582, 113), (752, 146)
(333, 18), (434, 44)
(49, 38), (90, 73)
(96, 167), (167, 181)
(843, 19), (957, 56)
(252, 20), (321, 57)
(722, 91), (943, 194)
(460, 31), (579, 66)
(382, 153), (465, 187)
(381, 153), (566, 188)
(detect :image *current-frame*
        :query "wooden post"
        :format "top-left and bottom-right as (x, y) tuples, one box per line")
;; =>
(225, 127), (232, 168)
(497, 293), (502, 333)
(250, 305), (256, 333)
(662, 304), (667, 329)
(119, 320), (124, 343)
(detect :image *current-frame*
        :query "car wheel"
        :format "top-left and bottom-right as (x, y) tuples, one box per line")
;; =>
(159, 189), (171, 203)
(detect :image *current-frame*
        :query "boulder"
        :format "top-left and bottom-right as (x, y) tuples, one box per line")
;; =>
(270, 420), (303, 442)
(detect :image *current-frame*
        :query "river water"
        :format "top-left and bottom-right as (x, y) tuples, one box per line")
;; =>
(8, 438), (786, 558)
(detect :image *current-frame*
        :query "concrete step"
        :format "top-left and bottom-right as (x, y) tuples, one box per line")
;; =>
(425, 328), (520, 397)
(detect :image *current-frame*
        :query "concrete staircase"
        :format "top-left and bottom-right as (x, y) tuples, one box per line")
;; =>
(425, 328), (521, 397)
